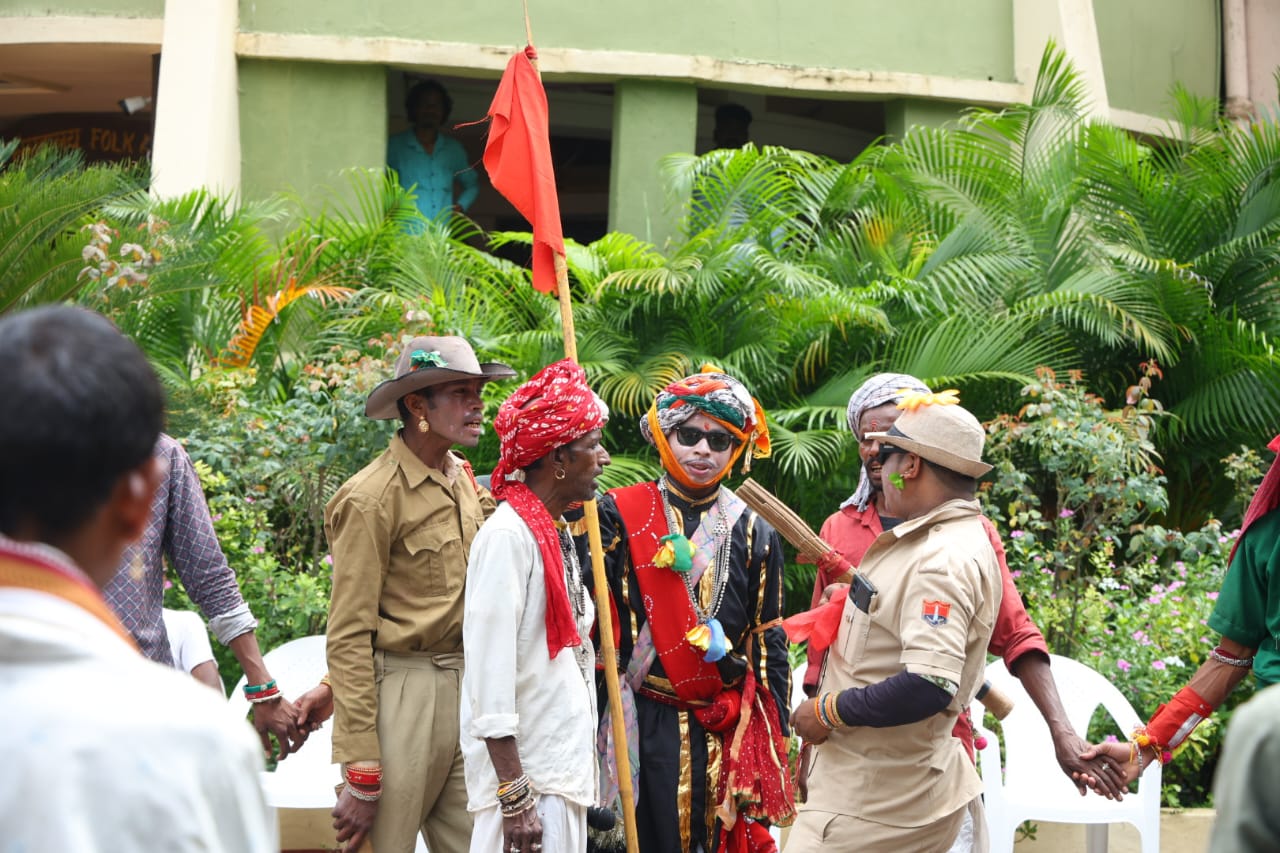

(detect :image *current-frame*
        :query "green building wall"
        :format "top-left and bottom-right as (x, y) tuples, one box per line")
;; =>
(238, 0), (1017, 83)
(238, 60), (386, 210)
(1094, 0), (1220, 116)
(0, 0), (163, 16)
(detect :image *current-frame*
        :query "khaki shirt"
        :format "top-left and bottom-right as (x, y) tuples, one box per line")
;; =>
(324, 435), (493, 762)
(805, 498), (1001, 827)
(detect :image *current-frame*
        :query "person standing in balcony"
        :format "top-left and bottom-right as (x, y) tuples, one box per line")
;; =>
(388, 80), (479, 222)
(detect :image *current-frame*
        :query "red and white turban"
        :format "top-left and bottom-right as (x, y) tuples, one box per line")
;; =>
(492, 359), (608, 659)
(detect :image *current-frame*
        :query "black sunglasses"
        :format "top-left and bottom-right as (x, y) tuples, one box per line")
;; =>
(674, 426), (740, 453)
(876, 444), (906, 465)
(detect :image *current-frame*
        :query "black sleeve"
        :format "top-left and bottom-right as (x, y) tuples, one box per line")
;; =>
(833, 670), (952, 727)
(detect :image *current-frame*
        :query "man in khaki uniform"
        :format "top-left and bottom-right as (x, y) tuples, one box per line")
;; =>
(325, 336), (514, 853)
(786, 393), (1002, 853)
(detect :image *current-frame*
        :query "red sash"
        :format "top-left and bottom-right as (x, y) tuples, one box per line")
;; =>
(0, 546), (138, 649)
(612, 482), (723, 703)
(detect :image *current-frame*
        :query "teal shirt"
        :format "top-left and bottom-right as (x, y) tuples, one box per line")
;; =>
(386, 131), (478, 220)
(1209, 509), (1280, 688)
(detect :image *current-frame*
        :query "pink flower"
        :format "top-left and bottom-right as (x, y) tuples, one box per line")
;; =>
(1152, 660), (1167, 671)
(163, 578), (173, 590)
(251, 546), (264, 554)
(1058, 508), (1075, 518)
(1010, 530), (1025, 539)
(1207, 592), (1219, 600)
(1117, 660), (1132, 672)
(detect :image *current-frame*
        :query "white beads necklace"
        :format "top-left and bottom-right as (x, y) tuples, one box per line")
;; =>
(559, 529), (593, 683)
(658, 476), (732, 622)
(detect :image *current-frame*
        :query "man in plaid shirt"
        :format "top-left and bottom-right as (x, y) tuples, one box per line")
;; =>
(104, 433), (305, 758)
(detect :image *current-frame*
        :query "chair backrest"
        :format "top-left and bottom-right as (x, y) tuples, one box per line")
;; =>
(973, 653), (1162, 852)
(791, 661), (808, 713)
(982, 654), (1141, 795)
(228, 635), (338, 808)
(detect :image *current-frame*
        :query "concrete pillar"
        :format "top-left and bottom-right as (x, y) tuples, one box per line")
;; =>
(883, 99), (967, 142)
(1245, 0), (1280, 114)
(1013, 0), (1109, 119)
(150, 0), (240, 199)
(608, 80), (697, 249)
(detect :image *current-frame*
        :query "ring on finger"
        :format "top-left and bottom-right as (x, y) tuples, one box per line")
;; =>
(1101, 760), (1110, 772)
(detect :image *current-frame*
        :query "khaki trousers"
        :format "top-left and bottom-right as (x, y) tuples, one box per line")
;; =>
(782, 798), (979, 853)
(370, 650), (472, 853)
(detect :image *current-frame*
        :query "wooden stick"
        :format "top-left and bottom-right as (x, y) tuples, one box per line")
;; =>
(554, 258), (638, 853)
(736, 479), (1015, 719)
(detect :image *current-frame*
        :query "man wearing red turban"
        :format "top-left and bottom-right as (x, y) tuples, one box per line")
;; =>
(462, 359), (611, 853)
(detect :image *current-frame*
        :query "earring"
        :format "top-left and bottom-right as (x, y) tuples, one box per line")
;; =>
(418, 418), (431, 434)
(554, 467), (566, 480)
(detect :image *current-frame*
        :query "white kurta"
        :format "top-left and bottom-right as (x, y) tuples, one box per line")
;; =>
(0, 586), (276, 853)
(461, 502), (598, 811)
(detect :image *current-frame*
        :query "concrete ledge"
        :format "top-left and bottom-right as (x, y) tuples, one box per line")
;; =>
(1014, 808), (1215, 852)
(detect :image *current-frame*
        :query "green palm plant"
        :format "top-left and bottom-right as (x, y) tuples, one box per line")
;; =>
(0, 140), (143, 313)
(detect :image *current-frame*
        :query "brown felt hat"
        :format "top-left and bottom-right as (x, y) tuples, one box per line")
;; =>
(365, 336), (516, 420)
(864, 403), (992, 478)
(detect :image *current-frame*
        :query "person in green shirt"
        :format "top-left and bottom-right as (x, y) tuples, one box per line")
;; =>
(1082, 433), (1280, 785)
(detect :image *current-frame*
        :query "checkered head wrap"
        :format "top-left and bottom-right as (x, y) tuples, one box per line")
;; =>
(492, 359), (608, 659)
(841, 373), (931, 511)
(639, 367), (770, 490)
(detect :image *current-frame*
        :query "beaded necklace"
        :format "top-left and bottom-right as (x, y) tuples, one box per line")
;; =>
(658, 476), (731, 622)
(558, 529), (593, 683)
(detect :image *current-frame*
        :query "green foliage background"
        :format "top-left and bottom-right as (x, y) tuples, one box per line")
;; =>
(5, 46), (1280, 807)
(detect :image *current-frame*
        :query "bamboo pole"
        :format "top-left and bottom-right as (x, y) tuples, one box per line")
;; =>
(537, 61), (638, 853)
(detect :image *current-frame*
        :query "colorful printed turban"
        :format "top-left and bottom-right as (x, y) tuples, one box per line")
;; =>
(639, 367), (771, 490)
(491, 359), (608, 659)
(841, 373), (931, 511)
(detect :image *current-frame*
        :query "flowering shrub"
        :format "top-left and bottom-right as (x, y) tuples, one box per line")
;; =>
(981, 367), (1259, 806)
(164, 462), (331, 690)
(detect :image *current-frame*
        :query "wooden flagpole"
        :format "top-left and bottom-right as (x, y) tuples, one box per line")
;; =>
(522, 5), (638, 849)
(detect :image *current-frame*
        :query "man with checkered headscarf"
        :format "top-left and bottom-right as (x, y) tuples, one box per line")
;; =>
(583, 367), (793, 853)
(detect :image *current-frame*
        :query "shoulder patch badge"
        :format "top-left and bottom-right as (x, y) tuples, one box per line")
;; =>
(922, 599), (951, 627)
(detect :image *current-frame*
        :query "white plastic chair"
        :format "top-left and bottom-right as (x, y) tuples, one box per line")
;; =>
(229, 636), (431, 852)
(228, 634), (342, 809)
(972, 654), (1161, 853)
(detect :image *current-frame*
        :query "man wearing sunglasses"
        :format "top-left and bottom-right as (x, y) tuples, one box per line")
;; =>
(799, 373), (1122, 833)
(581, 368), (794, 852)
(786, 392), (1001, 853)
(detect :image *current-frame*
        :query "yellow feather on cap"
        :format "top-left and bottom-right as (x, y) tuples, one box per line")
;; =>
(896, 388), (960, 412)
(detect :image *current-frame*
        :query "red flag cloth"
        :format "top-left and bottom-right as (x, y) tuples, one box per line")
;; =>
(484, 46), (564, 294)
(780, 585), (849, 653)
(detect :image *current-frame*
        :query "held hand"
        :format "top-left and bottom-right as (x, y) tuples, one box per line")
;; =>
(252, 695), (307, 760)
(1073, 741), (1141, 796)
(332, 786), (378, 852)
(791, 698), (831, 745)
(503, 803), (543, 853)
(820, 582), (849, 605)
(295, 683), (335, 733)
(1052, 730), (1125, 800)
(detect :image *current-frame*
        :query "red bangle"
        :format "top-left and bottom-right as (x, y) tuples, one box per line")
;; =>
(345, 768), (383, 787)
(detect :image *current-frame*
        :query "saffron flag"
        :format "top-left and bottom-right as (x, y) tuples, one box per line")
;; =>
(484, 46), (564, 294)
